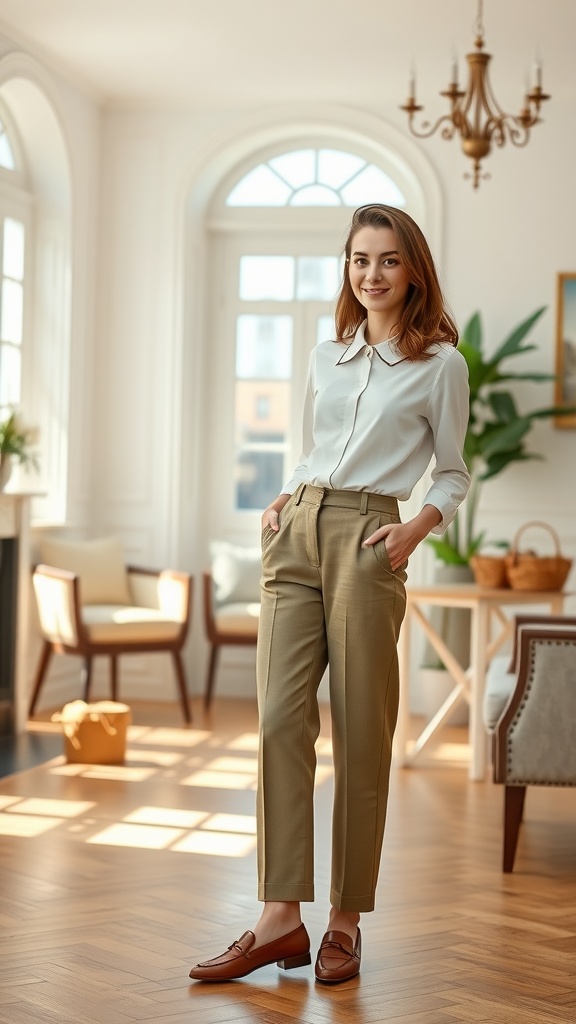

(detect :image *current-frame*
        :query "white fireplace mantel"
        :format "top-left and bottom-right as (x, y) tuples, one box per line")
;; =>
(0, 492), (36, 734)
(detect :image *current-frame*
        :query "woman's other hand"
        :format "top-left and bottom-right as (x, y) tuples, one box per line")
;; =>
(262, 493), (291, 533)
(362, 504), (442, 570)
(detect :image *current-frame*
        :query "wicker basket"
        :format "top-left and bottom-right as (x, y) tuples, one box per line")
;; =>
(470, 554), (508, 588)
(504, 521), (572, 592)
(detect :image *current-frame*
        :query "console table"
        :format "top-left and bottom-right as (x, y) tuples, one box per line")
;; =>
(396, 583), (568, 781)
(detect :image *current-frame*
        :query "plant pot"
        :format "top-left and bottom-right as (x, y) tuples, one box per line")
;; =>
(0, 455), (13, 491)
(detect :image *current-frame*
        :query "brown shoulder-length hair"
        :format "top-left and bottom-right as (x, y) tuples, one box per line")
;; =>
(335, 204), (458, 360)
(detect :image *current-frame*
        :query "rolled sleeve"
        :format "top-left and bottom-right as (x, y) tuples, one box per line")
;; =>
(423, 349), (471, 535)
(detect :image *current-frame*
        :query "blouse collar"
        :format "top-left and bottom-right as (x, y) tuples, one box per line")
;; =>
(335, 321), (406, 366)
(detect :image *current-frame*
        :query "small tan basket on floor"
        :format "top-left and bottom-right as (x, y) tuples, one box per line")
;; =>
(470, 554), (508, 588)
(52, 700), (131, 764)
(504, 521), (572, 592)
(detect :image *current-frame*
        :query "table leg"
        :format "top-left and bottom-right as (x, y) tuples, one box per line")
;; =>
(469, 599), (490, 780)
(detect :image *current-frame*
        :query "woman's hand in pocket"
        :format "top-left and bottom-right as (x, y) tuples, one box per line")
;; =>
(262, 493), (291, 534)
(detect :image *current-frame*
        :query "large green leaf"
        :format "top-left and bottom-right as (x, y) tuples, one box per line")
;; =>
(489, 307), (546, 364)
(461, 312), (482, 351)
(488, 391), (518, 422)
(478, 417), (532, 457)
(529, 405), (576, 418)
(481, 449), (542, 481)
(495, 371), (555, 383)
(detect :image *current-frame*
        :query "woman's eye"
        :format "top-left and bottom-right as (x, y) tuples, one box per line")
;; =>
(384, 258), (399, 267)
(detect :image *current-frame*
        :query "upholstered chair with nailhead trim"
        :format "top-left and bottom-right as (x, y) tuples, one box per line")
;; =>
(484, 615), (576, 871)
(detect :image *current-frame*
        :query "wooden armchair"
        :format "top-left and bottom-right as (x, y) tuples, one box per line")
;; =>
(30, 536), (193, 723)
(484, 615), (576, 871)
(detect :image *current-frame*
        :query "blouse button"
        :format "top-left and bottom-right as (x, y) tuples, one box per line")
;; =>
(366, 347), (373, 358)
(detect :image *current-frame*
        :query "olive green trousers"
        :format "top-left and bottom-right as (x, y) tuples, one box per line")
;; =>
(256, 484), (407, 912)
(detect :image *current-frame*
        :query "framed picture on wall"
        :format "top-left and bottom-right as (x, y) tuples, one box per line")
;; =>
(555, 273), (576, 428)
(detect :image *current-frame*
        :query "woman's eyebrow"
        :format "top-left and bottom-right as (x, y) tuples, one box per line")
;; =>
(352, 249), (399, 257)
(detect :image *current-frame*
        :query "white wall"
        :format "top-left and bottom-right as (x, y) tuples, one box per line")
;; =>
(2, 4), (575, 707)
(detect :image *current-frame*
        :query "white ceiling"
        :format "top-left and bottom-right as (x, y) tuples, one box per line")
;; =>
(0, 0), (574, 107)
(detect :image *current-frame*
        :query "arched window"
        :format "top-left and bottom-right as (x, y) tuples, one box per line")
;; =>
(204, 141), (416, 529)
(0, 108), (30, 422)
(0, 74), (72, 523)
(226, 148), (406, 208)
(0, 117), (15, 171)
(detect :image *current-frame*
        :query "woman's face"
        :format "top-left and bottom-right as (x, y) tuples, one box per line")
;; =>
(348, 225), (411, 322)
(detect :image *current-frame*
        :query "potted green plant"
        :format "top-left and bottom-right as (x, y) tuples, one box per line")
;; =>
(0, 410), (40, 490)
(428, 307), (575, 566)
(420, 307), (575, 724)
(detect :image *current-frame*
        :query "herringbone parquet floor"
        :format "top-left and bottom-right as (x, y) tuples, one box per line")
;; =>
(0, 698), (575, 1024)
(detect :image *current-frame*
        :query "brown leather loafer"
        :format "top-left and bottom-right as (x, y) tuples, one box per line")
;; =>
(315, 928), (361, 983)
(189, 923), (311, 981)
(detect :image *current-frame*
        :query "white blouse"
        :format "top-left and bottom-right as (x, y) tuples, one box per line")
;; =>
(283, 322), (471, 535)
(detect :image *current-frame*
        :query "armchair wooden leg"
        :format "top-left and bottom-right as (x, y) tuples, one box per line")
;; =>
(172, 650), (192, 724)
(503, 785), (526, 873)
(82, 657), (93, 703)
(28, 641), (53, 717)
(110, 656), (118, 702)
(205, 645), (219, 710)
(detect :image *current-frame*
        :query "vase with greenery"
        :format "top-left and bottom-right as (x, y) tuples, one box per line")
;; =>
(427, 307), (575, 566)
(0, 410), (40, 489)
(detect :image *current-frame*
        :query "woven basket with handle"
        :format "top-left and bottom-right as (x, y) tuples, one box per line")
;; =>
(504, 521), (572, 592)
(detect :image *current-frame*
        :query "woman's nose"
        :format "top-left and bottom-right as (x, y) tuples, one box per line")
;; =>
(366, 263), (382, 281)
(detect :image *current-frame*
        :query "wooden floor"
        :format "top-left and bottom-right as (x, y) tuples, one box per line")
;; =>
(0, 698), (575, 1024)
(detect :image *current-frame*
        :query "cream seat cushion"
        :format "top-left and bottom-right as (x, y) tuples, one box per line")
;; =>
(82, 605), (182, 644)
(483, 655), (515, 732)
(38, 536), (132, 606)
(215, 601), (260, 637)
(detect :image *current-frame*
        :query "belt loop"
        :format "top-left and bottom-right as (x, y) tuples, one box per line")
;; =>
(359, 491), (368, 515)
(294, 483), (305, 505)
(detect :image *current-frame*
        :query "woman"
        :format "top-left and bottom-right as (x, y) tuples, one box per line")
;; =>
(190, 204), (470, 983)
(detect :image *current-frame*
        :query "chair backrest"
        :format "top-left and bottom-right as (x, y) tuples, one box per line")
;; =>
(494, 627), (576, 786)
(37, 536), (132, 606)
(208, 540), (261, 609)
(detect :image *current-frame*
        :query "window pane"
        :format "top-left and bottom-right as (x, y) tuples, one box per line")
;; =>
(235, 382), (290, 435)
(269, 150), (315, 188)
(297, 257), (339, 301)
(239, 256), (295, 301)
(3, 219), (25, 280)
(235, 379), (290, 510)
(236, 316), (293, 379)
(290, 185), (340, 207)
(340, 165), (406, 207)
(0, 343), (21, 406)
(1, 279), (23, 343)
(227, 165), (291, 206)
(235, 449), (285, 510)
(0, 132), (15, 171)
(317, 315), (335, 345)
(318, 149), (365, 189)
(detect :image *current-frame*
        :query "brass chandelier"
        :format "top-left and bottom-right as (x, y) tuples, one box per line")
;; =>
(400, 0), (551, 188)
